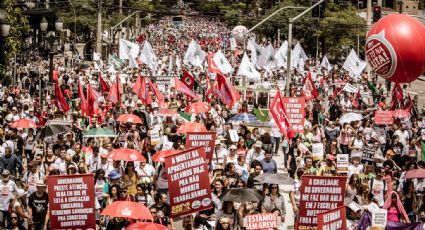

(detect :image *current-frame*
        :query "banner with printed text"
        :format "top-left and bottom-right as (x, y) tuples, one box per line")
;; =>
(48, 174), (95, 230)
(296, 176), (347, 230)
(282, 97), (305, 133)
(374, 111), (394, 125)
(164, 147), (212, 217)
(317, 206), (347, 230)
(185, 132), (216, 162)
(247, 213), (278, 230)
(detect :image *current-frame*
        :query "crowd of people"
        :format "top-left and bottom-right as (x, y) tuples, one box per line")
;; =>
(1, 13), (425, 230)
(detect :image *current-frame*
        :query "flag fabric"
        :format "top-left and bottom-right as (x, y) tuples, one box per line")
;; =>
(175, 78), (200, 100)
(132, 75), (143, 95)
(181, 70), (195, 90)
(139, 41), (158, 71)
(78, 80), (87, 115)
(352, 90), (361, 108)
(148, 78), (165, 107)
(108, 55), (125, 70)
(275, 40), (288, 68)
(269, 88), (294, 139)
(129, 57), (139, 69)
(54, 80), (70, 113)
(257, 44), (277, 69)
(213, 50), (233, 74)
(176, 55), (181, 72)
(208, 53), (221, 74)
(321, 55), (332, 72)
(291, 42), (308, 71)
(302, 72), (318, 100)
(367, 81), (377, 95)
(343, 49), (367, 77)
(93, 52), (101, 61)
(52, 70), (59, 82)
(216, 73), (241, 107)
(107, 77), (121, 106)
(237, 53), (261, 81)
(139, 76), (152, 105)
(98, 73), (110, 93)
(230, 37), (237, 51)
(86, 84), (98, 117)
(253, 108), (269, 121)
(247, 39), (264, 66)
(390, 83), (403, 109)
(118, 39), (140, 60)
(342, 83), (358, 93)
(183, 40), (207, 67)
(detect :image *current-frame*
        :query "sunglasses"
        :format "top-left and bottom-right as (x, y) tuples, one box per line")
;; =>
(220, 222), (230, 225)
(11, 217), (18, 219)
(120, 191), (128, 193)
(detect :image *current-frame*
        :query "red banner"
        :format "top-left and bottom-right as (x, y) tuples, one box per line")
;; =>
(296, 176), (347, 230)
(374, 111), (394, 124)
(282, 97), (305, 133)
(48, 174), (95, 230)
(185, 132), (217, 163)
(270, 89), (294, 139)
(247, 213), (278, 230)
(164, 147), (212, 218)
(317, 206), (347, 230)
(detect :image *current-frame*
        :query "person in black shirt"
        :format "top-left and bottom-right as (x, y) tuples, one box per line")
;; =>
(150, 192), (172, 228)
(105, 218), (130, 230)
(28, 180), (48, 230)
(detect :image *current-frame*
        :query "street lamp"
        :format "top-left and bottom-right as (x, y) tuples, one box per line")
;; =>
(40, 17), (48, 32)
(55, 17), (63, 32)
(0, 10), (10, 38)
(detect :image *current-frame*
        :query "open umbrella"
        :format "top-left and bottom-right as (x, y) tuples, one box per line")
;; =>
(157, 108), (179, 117)
(405, 169), (425, 179)
(184, 102), (211, 114)
(339, 112), (363, 124)
(254, 173), (294, 185)
(116, 114), (143, 124)
(127, 222), (170, 230)
(107, 148), (146, 162)
(36, 125), (71, 139)
(83, 128), (117, 137)
(177, 122), (207, 134)
(45, 119), (72, 126)
(101, 201), (152, 220)
(10, 119), (37, 129)
(393, 109), (410, 118)
(244, 120), (272, 128)
(152, 149), (181, 162)
(221, 188), (263, 203)
(230, 113), (258, 122)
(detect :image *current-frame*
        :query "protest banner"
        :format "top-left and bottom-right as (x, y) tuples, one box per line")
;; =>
(312, 143), (324, 161)
(282, 97), (305, 133)
(296, 176), (347, 230)
(48, 174), (95, 230)
(246, 213), (278, 230)
(185, 132), (217, 162)
(336, 154), (349, 174)
(164, 147), (212, 217)
(371, 209), (387, 230)
(374, 111), (394, 125)
(362, 145), (375, 164)
(317, 206), (347, 230)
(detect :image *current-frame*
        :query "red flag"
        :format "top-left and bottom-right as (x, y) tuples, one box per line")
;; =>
(132, 75), (142, 95)
(216, 73), (240, 107)
(404, 93), (414, 111)
(269, 88), (294, 140)
(175, 78), (199, 101)
(148, 78), (165, 107)
(207, 53), (221, 74)
(54, 80), (70, 113)
(302, 72), (318, 100)
(87, 84), (99, 117)
(78, 80), (88, 115)
(390, 83), (403, 109)
(52, 70), (59, 82)
(98, 73), (110, 93)
(351, 90), (361, 108)
(181, 70), (195, 89)
(107, 78), (120, 105)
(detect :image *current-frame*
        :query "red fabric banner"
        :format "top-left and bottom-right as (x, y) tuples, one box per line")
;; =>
(374, 111), (394, 124)
(302, 72), (318, 100)
(185, 132), (217, 163)
(317, 206), (347, 230)
(77, 80), (87, 116)
(98, 73), (110, 93)
(54, 80), (70, 113)
(270, 89), (294, 139)
(182, 70), (195, 89)
(175, 78), (200, 100)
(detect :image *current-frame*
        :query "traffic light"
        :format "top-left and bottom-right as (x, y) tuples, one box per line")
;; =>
(373, 6), (381, 22)
(312, 0), (325, 18)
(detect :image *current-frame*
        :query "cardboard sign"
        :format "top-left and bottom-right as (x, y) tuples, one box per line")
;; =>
(185, 132), (217, 162)
(150, 129), (161, 146)
(247, 213), (278, 230)
(362, 146), (375, 163)
(282, 97), (305, 133)
(374, 111), (394, 125)
(317, 206), (347, 230)
(336, 154), (349, 174)
(296, 176), (347, 230)
(312, 143), (324, 161)
(371, 209), (387, 230)
(48, 174), (96, 230)
(164, 147), (213, 217)
(229, 129), (239, 142)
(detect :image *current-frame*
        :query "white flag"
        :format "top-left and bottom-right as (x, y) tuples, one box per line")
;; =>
(183, 40), (207, 67)
(176, 55), (181, 72)
(275, 40), (288, 68)
(343, 49), (367, 77)
(230, 37), (237, 51)
(247, 39), (264, 66)
(94, 62), (100, 70)
(213, 50), (233, 74)
(93, 52), (101, 61)
(237, 53), (261, 81)
(139, 41), (158, 71)
(291, 42), (308, 71)
(342, 83), (358, 93)
(257, 44), (277, 69)
(119, 39), (140, 60)
(321, 55), (332, 72)
(129, 57), (139, 69)
(168, 56), (173, 75)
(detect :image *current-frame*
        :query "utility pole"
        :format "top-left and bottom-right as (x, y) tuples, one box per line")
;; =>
(96, 0), (102, 54)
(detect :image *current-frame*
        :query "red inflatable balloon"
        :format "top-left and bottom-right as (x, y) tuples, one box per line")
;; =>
(366, 14), (425, 83)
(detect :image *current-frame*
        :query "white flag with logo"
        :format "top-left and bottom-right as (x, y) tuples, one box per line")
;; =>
(247, 39), (264, 66)
(257, 44), (277, 69)
(291, 42), (308, 71)
(275, 40), (288, 68)
(343, 49), (367, 76)
(342, 83), (358, 93)
(183, 40), (207, 67)
(93, 52), (101, 61)
(139, 41), (158, 71)
(321, 55), (332, 72)
(237, 53), (261, 80)
(119, 39), (140, 60)
(230, 37), (237, 51)
(213, 50), (233, 74)
(129, 57), (139, 69)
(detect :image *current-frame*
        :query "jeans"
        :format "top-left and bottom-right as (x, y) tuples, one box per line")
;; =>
(272, 137), (281, 155)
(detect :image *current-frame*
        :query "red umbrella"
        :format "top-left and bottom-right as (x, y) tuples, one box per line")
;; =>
(157, 108), (179, 117)
(101, 201), (152, 220)
(405, 169), (425, 179)
(393, 109), (410, 118)
(177, 122), (207, 134)
(152, 149), (181, 162)
(10, 119), (37, 129)
(107, 148), (146, 162)
(184, 102), (211, 114)
(127, 222), (170, 230)
(116, 114), (143, 124)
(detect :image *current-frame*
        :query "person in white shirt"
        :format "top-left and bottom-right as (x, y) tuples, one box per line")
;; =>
(348, 158), (364, 178)
(86, 146), (101, 173)
(394, 123), (410, 146)
(22, 160), (44, 195)
(0, 170), (18, 228)
(213, 141), (228, 166)
(246, 141), (265, 168)
(136, 160), (156, 182)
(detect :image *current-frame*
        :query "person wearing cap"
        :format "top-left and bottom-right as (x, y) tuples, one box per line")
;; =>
(28, 180), (48, 230)
(22, 160), (44, 195)
(317, 154), (337, 176)
(245, 141), (265, 169)
(67, 163), (78, 175)
(108, 171), (122, 186)
(0, 169), (18, 228)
